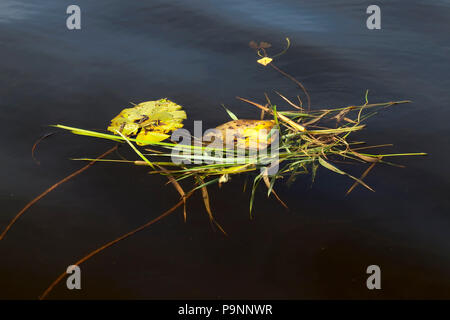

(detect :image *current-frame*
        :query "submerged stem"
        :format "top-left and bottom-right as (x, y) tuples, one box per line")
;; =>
(0, 145), (118, 241)
(40, 190), (195, 300)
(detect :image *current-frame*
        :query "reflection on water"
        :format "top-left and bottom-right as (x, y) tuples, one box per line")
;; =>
(0, 1), (38, 23)
(0, 0), (449, 298)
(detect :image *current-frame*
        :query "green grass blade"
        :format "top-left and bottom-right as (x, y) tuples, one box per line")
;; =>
(221, 104), (238, 120)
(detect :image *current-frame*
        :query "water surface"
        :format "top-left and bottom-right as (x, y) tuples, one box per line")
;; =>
(1, 0), (449, 298)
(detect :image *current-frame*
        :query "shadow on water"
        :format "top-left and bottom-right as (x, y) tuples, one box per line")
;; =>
(0, 0), (449, 298)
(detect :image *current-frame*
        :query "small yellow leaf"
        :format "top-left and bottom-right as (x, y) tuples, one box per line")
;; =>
(257, 57), (273, 66)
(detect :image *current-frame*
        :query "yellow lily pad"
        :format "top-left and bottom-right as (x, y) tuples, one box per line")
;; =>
(107, 98), (186, 145)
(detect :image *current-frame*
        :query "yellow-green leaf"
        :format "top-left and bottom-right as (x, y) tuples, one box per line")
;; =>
(257, 57), (273, 66)
(107, 98), (186, 145)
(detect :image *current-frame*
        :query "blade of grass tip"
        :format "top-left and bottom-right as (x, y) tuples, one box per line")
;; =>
(262, 170), (288, 210)
(272, 37), (291, 58)
(357, 90), (369, 123)
(72, 159), (182, 168)
(332, 108), (350, 123)
(115, 130), (155, 170)
(191, 177), (221, 192)
(350, 150), (380, 162)
(32, 132), (57, 165)
(144, 147), (164, 154)
(352, 144), (394, 151)
(212, 218), (227, 236)
(39, 189), (195, 300)
(197, 178), (212, 222)
(0, 145), (118, 240)
(377, 160), (405, 168)
(365, 152), (427, 157)
(297, 95), (304, 109)
(343, 117), (357, 124)
(260, 109), (265, 120)
(264, 92), (272, 107)
(236, 97), (306, 132)
(346, 158), (381, 195)
(269, 63), (311, 110)
(53, 125), (123, 142)
(311, 160), (319, 184)
(262, 168), (272, 197)
(274, 90), (303, 110)
(272, 105), (280, 127)
(135, 161), (181, 166)
(196, 176), (227, 235)
(156, 164), (188, 222)
(221, 104), (238, 121)
(302, 110), (331, 126)
(268, 174), (277, 196)
(249, 173), (263, 218)
(202, 187), (228, 236)
(243, 175), (249, 193)
(72, 158), (138, 165)
(318, 157), (374, 192)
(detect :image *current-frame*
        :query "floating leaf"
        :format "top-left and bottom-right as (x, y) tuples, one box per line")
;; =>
(107, 98), (186, 145)
(205, 119), (276, 150)
(249, 40), (258, 49)
(259, 41), (272, 49)
(257, 57), (273, 66)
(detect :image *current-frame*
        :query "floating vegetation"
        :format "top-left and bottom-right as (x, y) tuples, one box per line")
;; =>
(107, 98), (187, 145)
(53, 92), (424, 215)
(0, 39), (426, 299)
(204, 119), (276, 150)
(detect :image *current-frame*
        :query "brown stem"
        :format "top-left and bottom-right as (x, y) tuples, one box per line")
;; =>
(0, 145), (118, 240)
(39, 190), (194, 300)
(31, 132), (57, 165)
(270, 63), (311, 110)
(346, 158), (382, 195)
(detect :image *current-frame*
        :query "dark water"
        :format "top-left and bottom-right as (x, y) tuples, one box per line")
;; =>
(1, 0), (449, 299)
